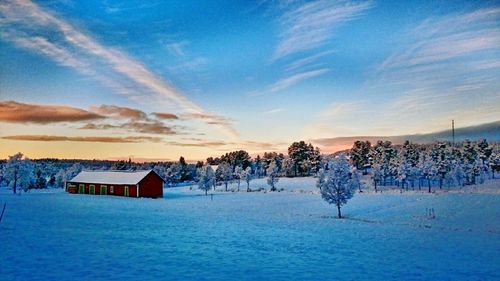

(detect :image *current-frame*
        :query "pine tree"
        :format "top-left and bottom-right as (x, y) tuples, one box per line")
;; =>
(431, 142), (452, 189)
(287, 141), (319, 176)
(350, 140), (371, 173)
(462, 140), (479, 185)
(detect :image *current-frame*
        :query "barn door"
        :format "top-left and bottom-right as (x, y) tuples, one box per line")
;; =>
(89, 185), (95, 195)
(100, 185), (107, 195)
(78, 184), (84, 194)
(124, 186), (129, 197)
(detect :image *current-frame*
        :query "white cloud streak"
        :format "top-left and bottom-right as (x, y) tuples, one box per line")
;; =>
(371, 7), (500, 134)
(267, 68), (330, 93)
(0, 0), (238, 138)
(273, 0), (372, 60)
(284, 50), (335, 72)
(378, 7), (500, 76)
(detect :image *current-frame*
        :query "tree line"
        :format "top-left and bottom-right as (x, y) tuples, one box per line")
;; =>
(350, 139), (498, 192)
(0, 139), (498, 195)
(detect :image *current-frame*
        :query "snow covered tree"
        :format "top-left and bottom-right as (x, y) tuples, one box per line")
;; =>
(287, 141), (319, 176)
(372, 163), (382, 192)
(400, 141), (420, 189)
(219, 150), (251, 170)
(372, 141), (397, 186)
(462, 140), (479, 185)
(477, 139), (493, 166)
(477, 139), (493, 179)
(178, 156), (189, 182)
(282, 158), (296, 177)
(451, 160), (465, 187)
(490, 143), (500, 179)
(266, 159), (280, 191)
(254, 155), (264, 177)
(4, 153), (34, 194)
(431, 142), (452, 189)
(317, 154), (357, 219)
(242, 167), (253, 192)
(350, 140), (371, 173)
(420, 152), (437, 193)
(165, 163), (182, 185)
(197, 165), (215, 195)
(234, 166), (243, 191)
(216, 162), (232, 192)
(34, 169), (47, 189)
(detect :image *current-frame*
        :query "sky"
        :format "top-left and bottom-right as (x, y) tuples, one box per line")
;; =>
(0, 0), (499, 161)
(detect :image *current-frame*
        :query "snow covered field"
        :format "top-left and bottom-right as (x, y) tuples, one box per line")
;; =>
(1, 178), (499, 280)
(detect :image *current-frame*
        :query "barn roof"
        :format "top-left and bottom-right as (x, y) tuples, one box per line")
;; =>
(69, 170), (161, 185)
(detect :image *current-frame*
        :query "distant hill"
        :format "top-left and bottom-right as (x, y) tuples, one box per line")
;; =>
(312, 121), (500, 153)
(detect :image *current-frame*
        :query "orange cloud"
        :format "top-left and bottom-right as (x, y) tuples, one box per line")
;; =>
(2, 135), (161, 143)
(152, 112), (179, 120)
(89, 105), (147, 120)
(80, 120), (176, 135)
(0, 101), (103, 124)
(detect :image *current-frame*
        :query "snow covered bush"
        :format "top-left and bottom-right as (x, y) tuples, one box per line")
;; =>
(317, 154), (357, 219)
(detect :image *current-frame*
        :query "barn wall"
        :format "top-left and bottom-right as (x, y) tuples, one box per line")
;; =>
(138, 172), (163, 198)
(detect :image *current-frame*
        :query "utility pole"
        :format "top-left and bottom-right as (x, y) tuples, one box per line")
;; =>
(452, 119), (455, 144)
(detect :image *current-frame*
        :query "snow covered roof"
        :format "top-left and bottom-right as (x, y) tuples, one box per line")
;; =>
(69, 170), (157, 185)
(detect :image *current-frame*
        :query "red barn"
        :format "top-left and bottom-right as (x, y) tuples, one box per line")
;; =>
(66, 170), (164, 198)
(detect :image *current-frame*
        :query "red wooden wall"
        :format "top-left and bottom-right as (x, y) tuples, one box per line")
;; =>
(66, 171), (163, 198)
(138, 172), (163, 198)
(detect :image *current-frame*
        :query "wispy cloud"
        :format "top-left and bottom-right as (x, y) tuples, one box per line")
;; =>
(2, 135), (162, 143)
(319, 101), (364, 119)
(285, 50), (335, 72)
(0, 101), (104, 124)
(262, 108), (284, 115)
(102, 1), (161, 15)
(165, 40), (189, 57)
(373, 7), (500, 132)
(273, 0), (372, 60)
(377, 7), (500, 79)
(182, 113), (234, 126)
(261, 68), (330, 95)
(168, 57), (209, 74)
(0, 0), (238, 138)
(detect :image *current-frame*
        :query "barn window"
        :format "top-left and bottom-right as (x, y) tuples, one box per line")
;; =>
(110, 186), (114, 193)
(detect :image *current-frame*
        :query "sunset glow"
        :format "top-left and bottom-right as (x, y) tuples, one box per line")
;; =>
(1, 0), (499, 160)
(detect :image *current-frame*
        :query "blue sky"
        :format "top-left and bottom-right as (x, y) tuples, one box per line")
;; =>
(0, 0), (499, 160)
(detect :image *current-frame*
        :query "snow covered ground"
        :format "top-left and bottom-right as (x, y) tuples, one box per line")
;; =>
(0, 178), (499, 280)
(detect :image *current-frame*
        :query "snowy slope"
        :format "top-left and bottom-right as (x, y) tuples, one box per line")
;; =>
(0, 179), (499, 281)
